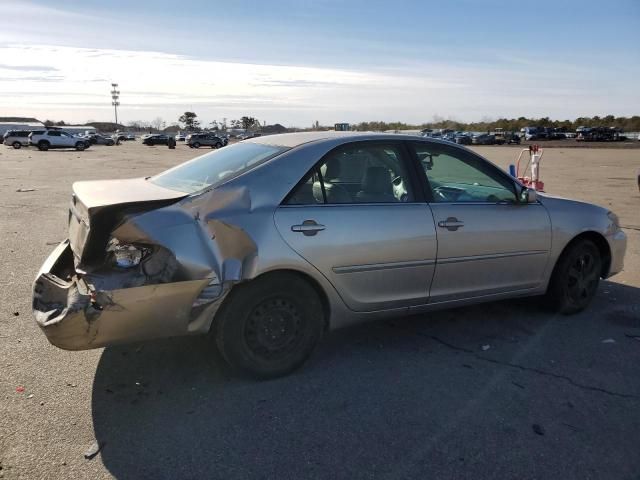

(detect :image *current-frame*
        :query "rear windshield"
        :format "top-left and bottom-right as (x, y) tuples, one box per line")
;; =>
(150, 142), (288, 193)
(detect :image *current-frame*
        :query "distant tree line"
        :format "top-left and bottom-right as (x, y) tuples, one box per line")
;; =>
(352, 115), (640, 133)
(39, 114), (640, 134)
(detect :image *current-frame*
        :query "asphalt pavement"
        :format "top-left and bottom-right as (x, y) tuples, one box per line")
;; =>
(1, 142), (639, 479)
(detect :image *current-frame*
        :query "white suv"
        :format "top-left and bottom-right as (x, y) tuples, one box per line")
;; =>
(29, 129), (90, 151)
(3, 130), (31, 149)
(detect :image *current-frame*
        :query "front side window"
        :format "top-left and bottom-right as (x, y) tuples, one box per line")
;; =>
(286, 143), (413, 205)
(151, 142), (288, 193)
(411, 142), (517, 203)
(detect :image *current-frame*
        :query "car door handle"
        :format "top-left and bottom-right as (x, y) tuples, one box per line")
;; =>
(437, 217), (464, 231)
(291, 220), (325, 236)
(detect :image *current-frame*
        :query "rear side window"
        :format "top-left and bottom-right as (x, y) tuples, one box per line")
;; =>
(286, 143), (414, 205)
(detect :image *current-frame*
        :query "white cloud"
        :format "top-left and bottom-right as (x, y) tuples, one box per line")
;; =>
(0, 43), (637, 126)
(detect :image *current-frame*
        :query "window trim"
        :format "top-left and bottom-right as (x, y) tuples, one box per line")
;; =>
(406, 140), (521, 205)
(281, 140), (424, 206)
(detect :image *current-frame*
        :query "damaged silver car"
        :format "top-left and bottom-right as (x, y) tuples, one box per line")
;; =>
(33, 132), (626, 378)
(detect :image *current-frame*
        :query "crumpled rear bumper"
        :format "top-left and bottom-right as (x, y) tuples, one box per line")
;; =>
(32, 241), (211, 350)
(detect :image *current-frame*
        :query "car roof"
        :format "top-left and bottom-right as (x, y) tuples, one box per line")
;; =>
(245, 131), (444, 148)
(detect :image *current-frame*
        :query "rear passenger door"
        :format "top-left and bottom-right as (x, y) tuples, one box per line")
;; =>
(275, 141), (437, 312)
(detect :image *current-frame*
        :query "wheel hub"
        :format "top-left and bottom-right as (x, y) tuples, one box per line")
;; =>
(245, 298), (302, 359)
(567, 252), (597, 300)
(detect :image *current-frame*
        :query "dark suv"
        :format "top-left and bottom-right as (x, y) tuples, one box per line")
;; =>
(142, 134), (169, 146)
(3, 130), (31, 149)
(187, 133), (224, 149)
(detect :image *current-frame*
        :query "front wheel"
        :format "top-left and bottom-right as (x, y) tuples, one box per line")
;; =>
(192, 142), (200, 148)
(37, 140), (49, 151)
(215, 273), (324, 379)
(545, 239), (601, 314)
(214, 142), (222, 149)
(12, 141), (21, 149)
(75, 141), (86, 151)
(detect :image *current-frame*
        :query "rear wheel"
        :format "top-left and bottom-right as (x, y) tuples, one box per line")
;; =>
(12, 141), (21, 149)
(215, 273), (324, 379)
(37, 140), (49, 151)
(546, 239), (601, 314)
(75, 141), (86, 151)
(192, 142), (201, 148)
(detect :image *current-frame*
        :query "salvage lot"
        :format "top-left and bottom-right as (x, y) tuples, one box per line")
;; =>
(1, 141), (639, 479)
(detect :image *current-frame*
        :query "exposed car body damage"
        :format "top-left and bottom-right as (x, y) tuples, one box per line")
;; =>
(33, 179), (264, 350)
(33, 133), (626, 375)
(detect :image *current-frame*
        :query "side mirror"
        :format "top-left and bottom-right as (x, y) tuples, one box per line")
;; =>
(520, 187), (537, 203)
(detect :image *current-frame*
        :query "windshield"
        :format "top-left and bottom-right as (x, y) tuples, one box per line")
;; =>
(150, 142), (288, 193)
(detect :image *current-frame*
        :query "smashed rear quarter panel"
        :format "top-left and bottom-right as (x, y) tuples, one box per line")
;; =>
(33, 183), (261, 350)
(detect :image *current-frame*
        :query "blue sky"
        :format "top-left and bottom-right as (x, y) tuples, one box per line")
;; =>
(0, 0), (638, 126)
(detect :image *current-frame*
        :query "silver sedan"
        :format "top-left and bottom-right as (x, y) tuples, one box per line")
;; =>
(33, 132), (626, 378)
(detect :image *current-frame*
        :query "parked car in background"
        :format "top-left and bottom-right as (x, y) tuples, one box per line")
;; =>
(29, 129), (90, 151)
(187, 133), (224, 148)
(576, 127), (626, 142)
(142, 134), (170, 146)
(522, 127), (547, 141)
(492, 128), (520, 145)
(84, 133), (115, 146)
(3, 130), (31, 149)
(454, 133), (472, 145)
(32, 132), (626, 379)
(237, 132), (262, 141)
(472, 133), (496, 145)
(175, 133), (186, 142)
(92, 134), (116, 146)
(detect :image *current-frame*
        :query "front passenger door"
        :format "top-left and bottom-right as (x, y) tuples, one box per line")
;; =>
(410, 142), (552, 303)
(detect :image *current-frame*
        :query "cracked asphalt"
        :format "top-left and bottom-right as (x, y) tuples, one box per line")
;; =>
(1, 142), (639, 479)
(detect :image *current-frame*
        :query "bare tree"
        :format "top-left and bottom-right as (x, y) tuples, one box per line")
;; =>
(151, 117), (164, 131)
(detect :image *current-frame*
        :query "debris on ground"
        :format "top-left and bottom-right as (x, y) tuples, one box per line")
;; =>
(27, 394), (34, 399)
(481, 344), (491, 351)
(83, 441), (105, 460)
(532, 424), (545, 436)
(66, 383), (77, 388)
(12, 312), (19, 316)
(16, 188), (36, 192)
(15, 386), (25, 393)
(602, 338), (616, 344)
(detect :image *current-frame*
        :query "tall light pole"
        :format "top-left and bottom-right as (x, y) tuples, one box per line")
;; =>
(111, 83), (120, 125)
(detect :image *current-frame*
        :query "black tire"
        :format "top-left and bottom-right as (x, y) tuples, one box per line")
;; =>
(192, 142), (200, 148)
(545, 239), (601, 314)
(75, 141), (86, 151)
(215, 273), (324, 379)
(37, 140), (49, 151)
(106, 140), (115, 146)
(12, 141), (21, 149)
(215, 142), (222, 149)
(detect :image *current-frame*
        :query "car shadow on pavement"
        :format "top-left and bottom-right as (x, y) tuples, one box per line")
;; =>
(92, 280), (640, 479)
